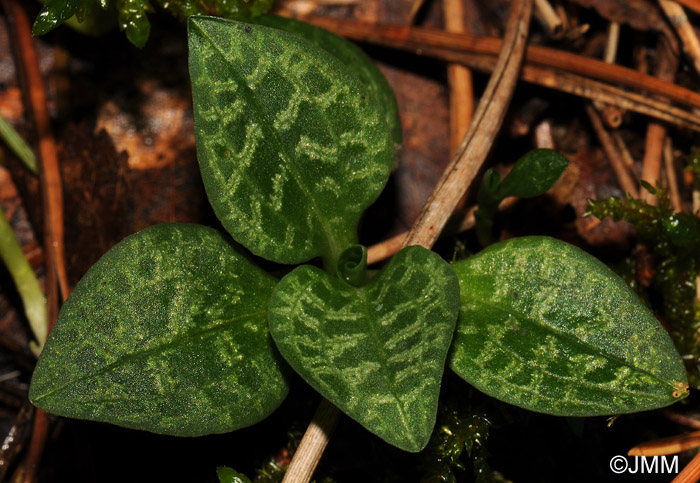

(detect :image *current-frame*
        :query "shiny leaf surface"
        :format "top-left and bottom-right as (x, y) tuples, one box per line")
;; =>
(269, 246), (459, 451)
(30, 224), (288, 436)
(189, 16), (394, 268)
(450, 236), (688, 416)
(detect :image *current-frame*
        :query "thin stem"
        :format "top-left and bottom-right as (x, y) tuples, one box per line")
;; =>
(0, 208), (47, 354)
(281, 2), (532, 481)
(0, 113), (37, 175)
(282, 399), (340, 483)
(2, 1), (70, 481)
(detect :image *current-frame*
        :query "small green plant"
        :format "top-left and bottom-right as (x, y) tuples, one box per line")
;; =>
(29, 14), (689, 463)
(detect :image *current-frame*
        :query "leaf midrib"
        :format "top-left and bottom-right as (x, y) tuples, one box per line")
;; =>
(461, 291), (678, 391)
(33, 310), (268, 403)
(193, 22), (342, 260)
(356, 286), (416, 446)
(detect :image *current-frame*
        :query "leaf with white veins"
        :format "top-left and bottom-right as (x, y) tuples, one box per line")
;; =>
(269, 246), (460, 452)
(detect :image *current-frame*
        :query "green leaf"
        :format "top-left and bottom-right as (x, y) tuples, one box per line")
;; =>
(117, 0), (152, 47)
(33, 0), (90, 36)
(217, 467), (252, 483)
(450, 236), (689, 416)
(188, 16), (394, 269)
(475, 169), (501, 247)
(269, 246), (460, 452)
(30, 223), (289, 436)
(497, 148), (568, 199)
(254, 15), (403, 149)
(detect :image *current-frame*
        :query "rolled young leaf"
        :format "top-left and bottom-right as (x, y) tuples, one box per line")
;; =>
(30, 223), (289, 436)
(450, 236), (689, 416)
(269, 246), (460, 452)
(189, 16), (394, 269)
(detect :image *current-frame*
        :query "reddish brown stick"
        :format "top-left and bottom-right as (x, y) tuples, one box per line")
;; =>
(444, 0), (473, 153)
(3, 1), (70, 482)
(673, 0), (700, 13)
(3, 0), (69, 307)
(673, 451), (700, 483)
(629, 430), (700, 456)
(302, 15), (700, 110)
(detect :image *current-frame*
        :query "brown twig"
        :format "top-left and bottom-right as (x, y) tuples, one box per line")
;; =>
(407, 0), (426, 23)
(673, 0), (700, 14)
(283, 2), (533, 480)
(391, 46), (700, 131)
(585, 105), (640, 198)
(3, 1), (71, 481)
(612, 131), (636, 170)
(3, 0), (69, 307)
(366, 198), (518, 265)
(641, 36), (678, 205)
(534, 0), (562, 35)
(664, 139), (683, 212)
(659, 0), (700, 77)
(664, 411), (700, 429)
(444, 0), (473, 153)
(592, 22), (623, 129)
(403, 0), (532, 248)
(629, 430), (700, 456)
(642, 122), (668, 204)
(301, 15), (700, 110)
(673, 451), (700, 483)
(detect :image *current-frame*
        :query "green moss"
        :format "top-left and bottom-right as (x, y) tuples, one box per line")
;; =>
(586, 183), (700, 385)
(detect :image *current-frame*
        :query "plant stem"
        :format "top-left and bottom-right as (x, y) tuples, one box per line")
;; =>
(0, 113), (37, 175)
(281, 1), (532, 481)
(0, 208), (47, 353)
(282, 399), (340, 483)
(3, 0), (70, 309)
(2, 1), (70, 481)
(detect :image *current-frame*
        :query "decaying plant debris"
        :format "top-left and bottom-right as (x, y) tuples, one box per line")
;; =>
(1, 0), (700, 481)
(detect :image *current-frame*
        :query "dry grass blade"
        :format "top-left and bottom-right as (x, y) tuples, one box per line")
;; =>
(403, 0), (533, 248)
(664, 138), (683, 211)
